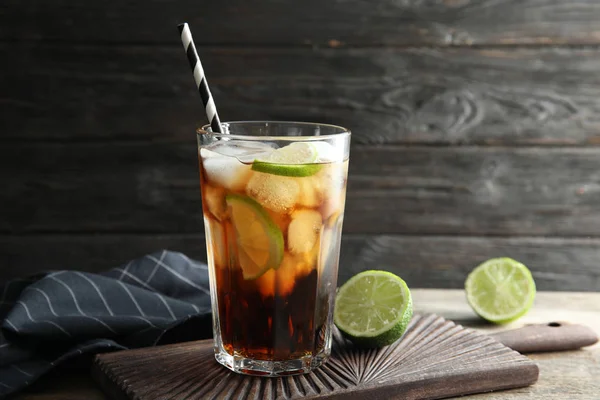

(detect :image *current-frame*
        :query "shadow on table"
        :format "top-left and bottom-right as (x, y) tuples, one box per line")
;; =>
(450, 316), (493, 328)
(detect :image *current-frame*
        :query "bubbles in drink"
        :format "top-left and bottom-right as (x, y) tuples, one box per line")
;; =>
(288, 209), (322, 254)
(199, 139), (348, 361)
(246, 172), (300, 213)
(297, 176), (323, 208)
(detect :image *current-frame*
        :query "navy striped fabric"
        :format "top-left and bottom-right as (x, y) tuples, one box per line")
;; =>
(0, 250), (212, 398)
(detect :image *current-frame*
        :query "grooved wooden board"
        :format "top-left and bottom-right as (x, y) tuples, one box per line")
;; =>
(92, 314), (539, 400)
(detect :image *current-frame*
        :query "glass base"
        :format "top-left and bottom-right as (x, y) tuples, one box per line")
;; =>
(214, 347), (330, 377)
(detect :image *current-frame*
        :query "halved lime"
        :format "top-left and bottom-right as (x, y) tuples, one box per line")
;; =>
(334, 270), (413, 348)
(465, 258), (536, 324)
(252, 142), (322, 177)
(225, 194), (284, 280)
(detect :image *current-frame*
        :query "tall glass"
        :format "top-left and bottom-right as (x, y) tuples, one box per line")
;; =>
(196, 121), (350, 376)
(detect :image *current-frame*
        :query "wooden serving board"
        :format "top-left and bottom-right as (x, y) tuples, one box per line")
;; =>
(91, 314), (539, 400)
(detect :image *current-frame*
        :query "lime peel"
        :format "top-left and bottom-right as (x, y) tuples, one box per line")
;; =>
(334, 270), (413, 348)
(225, 194), (284, 280)
(251, 142), (322, 177)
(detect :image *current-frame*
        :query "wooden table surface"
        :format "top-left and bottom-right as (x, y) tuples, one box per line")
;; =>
(14, 289), (600, 400)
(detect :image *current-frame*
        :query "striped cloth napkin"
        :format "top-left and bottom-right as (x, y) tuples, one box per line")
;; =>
(0, 250), (212, 398)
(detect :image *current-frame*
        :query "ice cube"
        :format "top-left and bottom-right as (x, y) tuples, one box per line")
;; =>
(208, 141), (276, 163)
(266, 208), (291, 234)
(312, 142), (344, 162)
(201, 142), (276, 190)
(200, 148), (220, 159)
(288, 209), (323, 255)
(275, 250), (317, 296)
(298, 176), (323, 208)
(202, 155), (252, 191)
(276, 253), (300, 297)
(318, 162), (348, 218)
(246, 172), (300, 213)
(257, 268), (276, 298)
(322, 193), (346, 220)
(203, 184), (227, 220)
(319, 213), (343, 275)
(205, 220), (227, 268)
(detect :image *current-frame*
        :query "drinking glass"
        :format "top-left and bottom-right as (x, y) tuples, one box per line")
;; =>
(197, 121), (350, 376)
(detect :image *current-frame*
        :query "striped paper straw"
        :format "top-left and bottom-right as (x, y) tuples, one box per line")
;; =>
(178, 23), (222, 133)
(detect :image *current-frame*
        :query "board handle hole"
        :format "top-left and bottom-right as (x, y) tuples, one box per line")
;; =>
(548, 322), (561, 327)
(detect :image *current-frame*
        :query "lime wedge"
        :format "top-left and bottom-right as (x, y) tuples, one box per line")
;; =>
(252, 142), (322, 177)
(334, 270), (413, 348)
(465, 258), (536, 324)
(225, 194), (284, 280)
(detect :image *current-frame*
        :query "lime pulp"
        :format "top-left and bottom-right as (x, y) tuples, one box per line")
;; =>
(225, 194), (284, 280)
(251, 142), (323, 177)
(334, 270), (413, 348)
(465, 257), (536, 324)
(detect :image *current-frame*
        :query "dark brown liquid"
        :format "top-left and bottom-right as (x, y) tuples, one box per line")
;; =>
(216, 267), (329, 361)
(198, 155), (347, 362)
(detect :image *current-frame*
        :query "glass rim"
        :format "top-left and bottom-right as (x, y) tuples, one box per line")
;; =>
(196, 120), (351, 141)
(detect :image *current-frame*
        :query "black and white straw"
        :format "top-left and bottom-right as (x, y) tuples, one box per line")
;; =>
(178, 23), (222, 133)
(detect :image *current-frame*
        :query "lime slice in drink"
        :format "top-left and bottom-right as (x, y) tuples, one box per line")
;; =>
(465, 258), (536, 324)
(252, 142), (322, 177)
(334, 271), (413, 348)
(225, 194), (284, 280)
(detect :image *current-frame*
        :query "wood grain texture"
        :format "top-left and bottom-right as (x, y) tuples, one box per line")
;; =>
(14, 371), (107, 400)
(414, 290), (600, 399)
(0, 235), (208, 280)
(2, 0), (600, 46)
(3, 144), (600, 237)
(411, 290), (600, 349)
(91, 314), (538, 400)
(2, 235), (599, 291)
(2, 44), (600, 144)
(14, 290), (600, 400)
(348, 146), (600, 235)
(489, 323), (598, 353)
(343, 235), (600, 292)
(2, 0), (600, 299)
(466, 351), (600, 400)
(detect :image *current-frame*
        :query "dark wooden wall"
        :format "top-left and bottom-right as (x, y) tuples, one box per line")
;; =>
(2, 0), (600, 291)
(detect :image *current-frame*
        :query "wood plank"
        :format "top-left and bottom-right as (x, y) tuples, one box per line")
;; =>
(344, 235), (600, 292)
(3, 44), (600, 144)
(0, 235), (208, 279)
(2, 0), (600, 46)
(90, 316), (538, 400)
(15, 371), (107, 400)
(2, 143), (600, 237)
(2, 235), (599, 291)
(347, 146), (600, 236)
(416, 290), (600, 399)
(13, 290), (600, 399)
(412, 290), (600, 343)
(0, 143), (203, 234)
